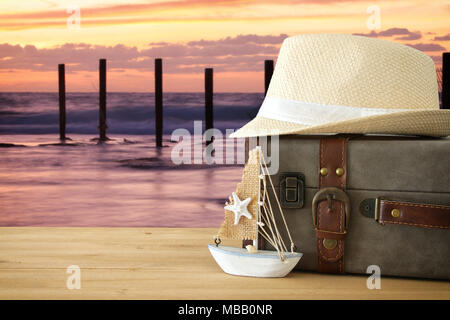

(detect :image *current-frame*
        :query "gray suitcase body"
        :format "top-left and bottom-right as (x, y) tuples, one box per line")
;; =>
(258, 135), (450, 280)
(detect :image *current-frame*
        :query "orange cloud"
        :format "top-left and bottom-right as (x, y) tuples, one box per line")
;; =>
(0, 0), (362, 31)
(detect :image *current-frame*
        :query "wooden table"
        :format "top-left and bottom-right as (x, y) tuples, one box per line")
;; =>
(0, 227), (448, 299)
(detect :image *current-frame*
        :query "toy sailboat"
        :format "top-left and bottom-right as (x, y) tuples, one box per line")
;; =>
(208, 147), (302, 278)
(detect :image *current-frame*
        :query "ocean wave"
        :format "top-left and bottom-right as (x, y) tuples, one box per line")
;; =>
(0, 92), (261, 134)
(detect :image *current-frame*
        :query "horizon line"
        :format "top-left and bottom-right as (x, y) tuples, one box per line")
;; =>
(0, 91), (266, 94)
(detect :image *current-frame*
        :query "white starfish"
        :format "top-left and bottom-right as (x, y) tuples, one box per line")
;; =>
(224, 192), (253, 225)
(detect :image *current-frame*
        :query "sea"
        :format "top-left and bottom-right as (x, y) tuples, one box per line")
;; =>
(0, 92), (263, 227)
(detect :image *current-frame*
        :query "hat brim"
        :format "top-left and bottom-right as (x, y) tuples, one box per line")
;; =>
(230, 109), (450, 138)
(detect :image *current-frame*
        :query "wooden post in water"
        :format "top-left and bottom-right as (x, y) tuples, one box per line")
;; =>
(155, 58), (163, 147)
(442, 52), (450, 109)
(99, 59), (107, 141)
(264, 60), (274, 96)
(58, 64), (66, 140)
(205, 68), (213, 145)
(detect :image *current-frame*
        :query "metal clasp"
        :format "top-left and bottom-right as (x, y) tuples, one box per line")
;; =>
(312, 187), (351, 229)
(280, 172), (305, 209)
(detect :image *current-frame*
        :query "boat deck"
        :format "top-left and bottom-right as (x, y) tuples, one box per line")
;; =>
(0, 227), (448, 299)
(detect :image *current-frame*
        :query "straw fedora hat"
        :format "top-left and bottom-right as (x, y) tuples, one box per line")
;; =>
(231, 34), (449, 138)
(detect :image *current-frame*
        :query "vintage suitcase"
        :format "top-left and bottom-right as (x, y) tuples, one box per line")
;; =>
(250, 135), (450, 280)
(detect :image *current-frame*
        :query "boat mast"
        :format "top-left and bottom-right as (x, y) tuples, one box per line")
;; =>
(254, 146), (262, 249)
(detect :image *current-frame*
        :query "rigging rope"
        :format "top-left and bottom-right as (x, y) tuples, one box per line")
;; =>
(259, 149), (296, 253)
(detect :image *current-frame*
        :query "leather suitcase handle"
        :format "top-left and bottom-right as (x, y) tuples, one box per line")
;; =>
(360, 198), (450, 230)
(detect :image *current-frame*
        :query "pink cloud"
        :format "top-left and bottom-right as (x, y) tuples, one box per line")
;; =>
(353, 28), (422, 41)
(407, 43), (446, 52)
(188, 34), (288, 46)
(434, 34), (450, 41)
(0, 34), (284, 73)
(430, 55), (442, 64)
(395, 32), (422, 41)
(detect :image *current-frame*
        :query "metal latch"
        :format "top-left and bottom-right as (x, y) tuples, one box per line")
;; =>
(280, 172), (305, 208)
(359, 197), (385, 225)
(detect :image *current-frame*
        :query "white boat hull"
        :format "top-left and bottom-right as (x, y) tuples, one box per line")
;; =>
(208, 244), (302, 278)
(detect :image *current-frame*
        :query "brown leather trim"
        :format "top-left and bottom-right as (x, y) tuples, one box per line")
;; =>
(379, 200), (450, 230)
(316, 137), (348, 274)
(319, 138), (347, 189)
(315, 229), (347, 240)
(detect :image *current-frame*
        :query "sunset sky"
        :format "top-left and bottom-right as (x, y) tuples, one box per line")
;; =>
(0, 0), (449, 92)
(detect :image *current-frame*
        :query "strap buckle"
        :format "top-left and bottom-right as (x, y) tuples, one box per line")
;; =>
(312, 187), (351, 230)
(359, 197), (385, 224)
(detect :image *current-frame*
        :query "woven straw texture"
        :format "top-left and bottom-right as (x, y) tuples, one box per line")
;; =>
(218, 148), (259, 240)
(231, 34), (449, 138)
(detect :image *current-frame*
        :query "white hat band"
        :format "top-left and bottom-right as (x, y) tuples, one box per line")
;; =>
(257, 97), (408, 126)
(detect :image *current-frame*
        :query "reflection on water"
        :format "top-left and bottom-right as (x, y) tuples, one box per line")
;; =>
(0, 134), (244, 227)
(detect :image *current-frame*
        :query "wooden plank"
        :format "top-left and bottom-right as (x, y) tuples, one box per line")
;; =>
(442, 52), (449, 109)
(154, 58), (163, 147)
(0, 227), (448, 299)
(58, 64), (66, 140)
(98, 59), (107, 141)
(264, 60), (274, 96)
(204, 68), (213, 146)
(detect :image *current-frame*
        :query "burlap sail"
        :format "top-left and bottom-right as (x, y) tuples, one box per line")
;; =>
(217, 148), (259, 240)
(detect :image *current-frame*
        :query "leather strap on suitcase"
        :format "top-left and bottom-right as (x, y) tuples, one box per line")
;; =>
(313, 137), (350, 274)
(360, 198), (450, 229)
